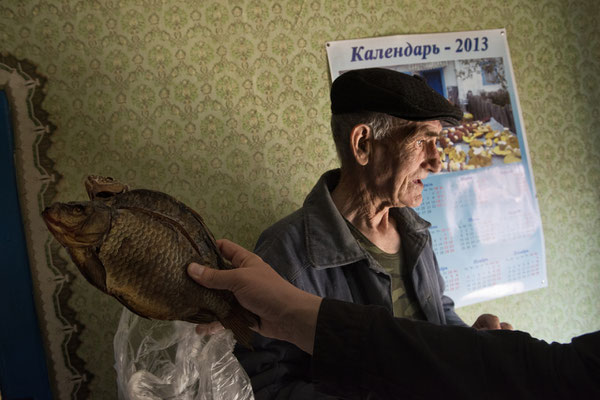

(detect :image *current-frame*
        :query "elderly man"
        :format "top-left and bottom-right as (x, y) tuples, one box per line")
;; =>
(235, 68), (510, 399)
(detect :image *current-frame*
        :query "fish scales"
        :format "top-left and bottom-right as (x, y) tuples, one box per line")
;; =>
(105, 189), (228, 271)
(99, 209), (229, 321)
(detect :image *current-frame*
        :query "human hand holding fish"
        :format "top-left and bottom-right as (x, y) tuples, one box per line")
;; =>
(188, 239), (323, 355)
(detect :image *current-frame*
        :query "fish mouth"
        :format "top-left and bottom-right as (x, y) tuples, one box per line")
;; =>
(42, 208), (55, 224)
(85, 175), (128, 199)
(41, 208), (66, 232)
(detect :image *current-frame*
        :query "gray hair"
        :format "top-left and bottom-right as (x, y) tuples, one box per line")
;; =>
(331, 112), (415, 167)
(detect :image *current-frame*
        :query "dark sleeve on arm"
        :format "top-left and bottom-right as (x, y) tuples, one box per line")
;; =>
(311, 298), (600, 400)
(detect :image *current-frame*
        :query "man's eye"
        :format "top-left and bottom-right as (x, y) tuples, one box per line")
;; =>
(416, 139), (425, 146)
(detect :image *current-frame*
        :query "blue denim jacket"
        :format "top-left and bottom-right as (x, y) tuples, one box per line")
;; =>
(235, 169), (466, 399)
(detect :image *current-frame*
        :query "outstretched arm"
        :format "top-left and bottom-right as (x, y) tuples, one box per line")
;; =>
(188, 239), (600, 400)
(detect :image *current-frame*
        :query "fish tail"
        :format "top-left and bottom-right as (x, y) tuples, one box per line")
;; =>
(220, 302), (259, 349)
(221, 313), (255, 350)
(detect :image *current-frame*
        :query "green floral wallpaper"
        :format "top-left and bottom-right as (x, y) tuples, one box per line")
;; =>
(1, 0), (599, 398)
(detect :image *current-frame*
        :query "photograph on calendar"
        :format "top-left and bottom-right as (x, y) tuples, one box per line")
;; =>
(381, 57), (519, 174)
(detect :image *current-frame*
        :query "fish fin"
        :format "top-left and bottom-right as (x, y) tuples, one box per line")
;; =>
(111, 292), (150, 319)
(185, 311), (218, 324)
(219, 300), (260, 350)
(68, 247), (107, 292)
(220, 312), (255, 350)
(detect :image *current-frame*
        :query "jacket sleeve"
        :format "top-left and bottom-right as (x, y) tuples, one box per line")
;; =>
(233, 225), (339, 400)
(441, 293), (467, 326)
(312, 299), (600, 400)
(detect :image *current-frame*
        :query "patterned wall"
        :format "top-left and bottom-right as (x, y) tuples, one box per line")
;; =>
(1, 0), (599, 398)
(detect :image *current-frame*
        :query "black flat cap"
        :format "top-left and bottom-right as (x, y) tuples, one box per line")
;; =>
(331, 68), (463, 125)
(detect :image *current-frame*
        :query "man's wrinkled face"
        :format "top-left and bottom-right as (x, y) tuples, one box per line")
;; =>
(368, 120), (442, 208)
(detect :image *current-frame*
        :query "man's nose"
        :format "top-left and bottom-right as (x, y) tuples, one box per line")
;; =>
(422, 141), (442, 173)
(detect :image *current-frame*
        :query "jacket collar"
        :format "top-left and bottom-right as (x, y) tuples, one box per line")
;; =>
(303, 169), (431, 269)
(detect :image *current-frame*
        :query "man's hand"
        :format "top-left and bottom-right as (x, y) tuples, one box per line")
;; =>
(187, 239), (322, 354)
(472, 313), (514, 330)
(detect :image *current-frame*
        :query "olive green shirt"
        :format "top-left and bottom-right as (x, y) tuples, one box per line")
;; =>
(346, 221), (425, 320)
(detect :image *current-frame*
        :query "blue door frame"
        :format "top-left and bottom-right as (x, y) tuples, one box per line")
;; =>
(0, 90), (53, 399)
(421, 68), (447, 98)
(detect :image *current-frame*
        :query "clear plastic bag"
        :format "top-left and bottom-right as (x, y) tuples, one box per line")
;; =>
(114, 307), (254, 400)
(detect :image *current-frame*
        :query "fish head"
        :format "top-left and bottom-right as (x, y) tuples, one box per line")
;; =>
(85, 175), (129, 200)
(42, 201), (112, 248)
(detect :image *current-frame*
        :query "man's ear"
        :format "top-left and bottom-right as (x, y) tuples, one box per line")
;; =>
(349, 124), (372, 166)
